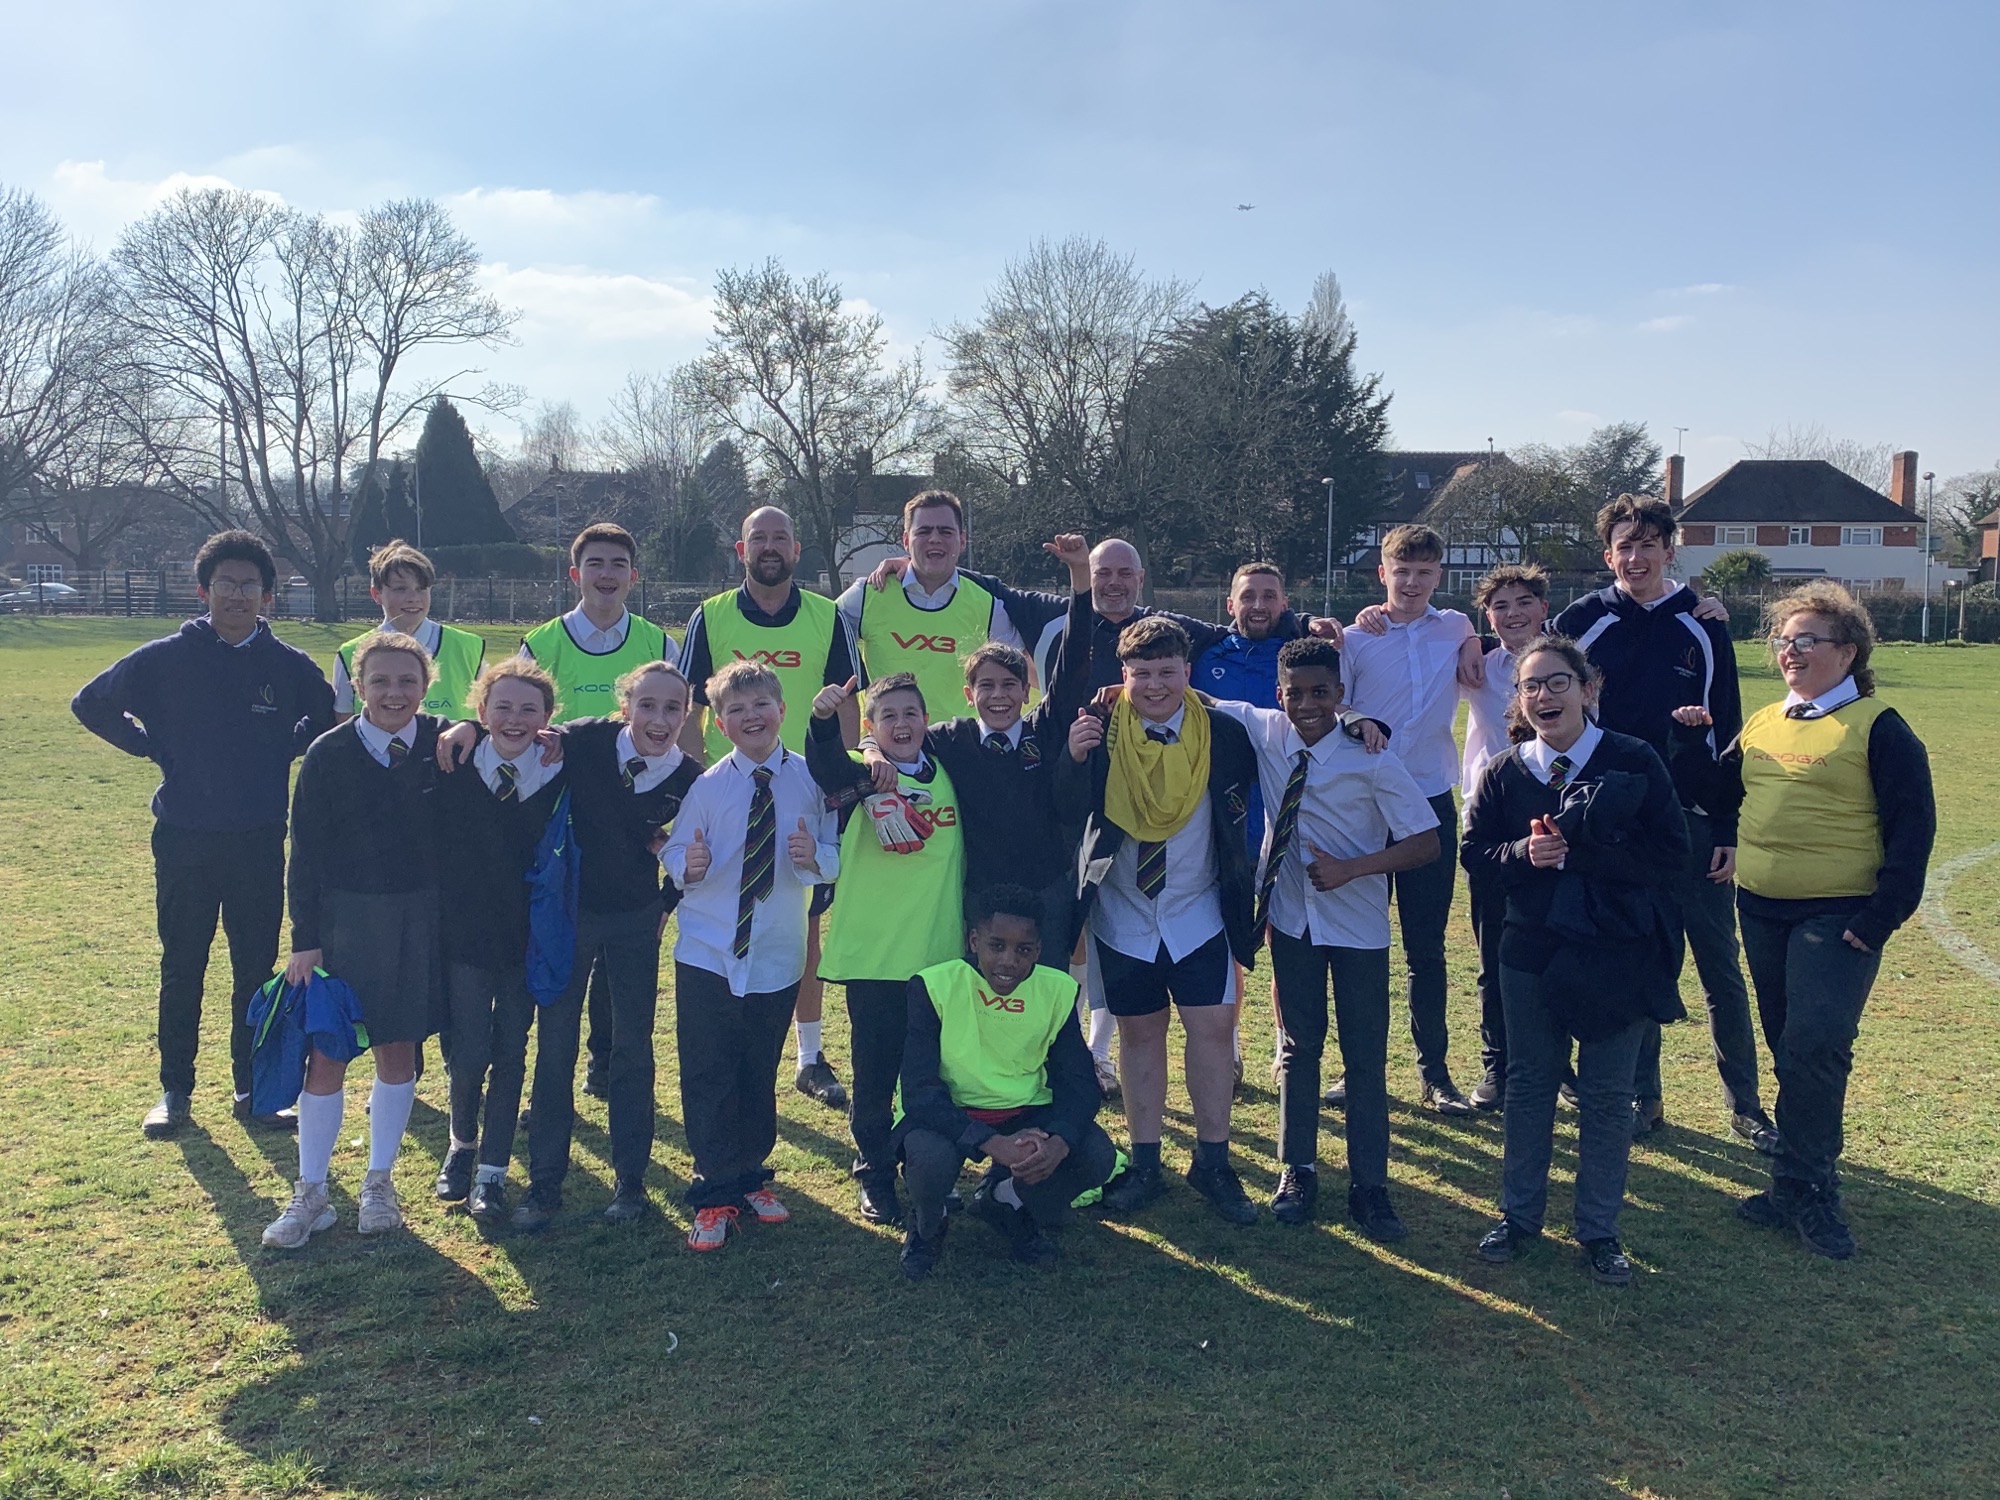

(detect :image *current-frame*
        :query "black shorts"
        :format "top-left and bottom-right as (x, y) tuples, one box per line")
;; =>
(810, 882), (836, 919)
(1092, 929), (1232, 1018)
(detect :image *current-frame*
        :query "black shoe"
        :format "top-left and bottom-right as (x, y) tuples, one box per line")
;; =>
(1185, 1156), (1258, 1225)
(511, 1185), (561, 1232)
(468, 1179), (509, 1225)
(1477, 1217), (1538, 1264)
(142, 1091), (192, 1139)
(857, 1177), (903, 1226)
(795, 1058), (848, 1111)
(1420, 1078), (1476, 1119)
(1013, 1225), (1060, 1267)
(233, 1096), (299, 1132)
(1736, 1190), (1793, 1229)
(1099, 1163), (1168, 1216)
(517, 1104), (533, 1133)
(1272, 1165), (1319, 1225)
(1794, 1188), (1857, 1260)
(1582, 1236), (1634, 1287)
(1558, 1081), (1581, 1110)
(1631, 1096), (1665, 1140)
(434, 1146), (475, 1203)
(603, 1180), (650, 1223)
(1731, 1113), (1781, 1156)
(900, 1225), (943, 1281)
(1322, 1074), (1347, 1108)
(1348, 1184), (1408, 1243)
(582, 1063), (609, 1100)
(1470, 1069), (1505, 1113)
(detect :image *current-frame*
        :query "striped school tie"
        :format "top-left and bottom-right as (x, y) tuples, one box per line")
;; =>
(386, 736), (408, 767)
(1547, 753), (1575, 790)
(735, 767), (776, 959)
(1134, 723), (1176, 899)
(984, 733), (1012, 754)
(1253, 749), (1311, 931)
(622, 756), (648, 790)
(494, 761), (517, 802)
(1785, 702), (1817, 720)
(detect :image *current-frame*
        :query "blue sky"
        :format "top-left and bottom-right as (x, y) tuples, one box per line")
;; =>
(8, 0), (1996, 486)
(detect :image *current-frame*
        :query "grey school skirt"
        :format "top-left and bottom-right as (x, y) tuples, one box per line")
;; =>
(320, 888), (442, 1046)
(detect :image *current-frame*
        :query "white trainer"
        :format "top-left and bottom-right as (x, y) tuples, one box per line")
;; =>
(357, 1168), (404, 1234)
(262, 1179), (336, 1249)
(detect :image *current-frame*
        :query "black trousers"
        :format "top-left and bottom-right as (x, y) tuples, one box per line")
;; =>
(151, 822), (284, 1096)
(527, 906), (661, 1192)
(1270, 930), (1392, 1185)
(843, 978), (911, 1186)
(584, 956), (613, 1077)
(446, 960), (537, 1171)
(1467, 866), (1507, 1077)
(902, 1109), (1118, 1240)
(1391, 789), (1458, 1085)
(675, 963), (799, 1208)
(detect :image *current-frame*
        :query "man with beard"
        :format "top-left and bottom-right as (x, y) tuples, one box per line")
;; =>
(679, 506), (863, 1108)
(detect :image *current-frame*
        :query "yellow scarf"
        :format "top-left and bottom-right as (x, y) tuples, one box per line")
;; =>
(1105, 690), (1211, 842)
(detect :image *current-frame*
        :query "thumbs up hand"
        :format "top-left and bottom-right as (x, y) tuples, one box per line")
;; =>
(1527, 815), (1568, 869)
(787, 815), (819, 872)
(684, 827), (711, 884)
(1305, 844), (1356, 892)
(813, 676), (858, 720)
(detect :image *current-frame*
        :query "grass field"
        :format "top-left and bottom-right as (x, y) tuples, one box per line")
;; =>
(2, 617), (1996, 1499)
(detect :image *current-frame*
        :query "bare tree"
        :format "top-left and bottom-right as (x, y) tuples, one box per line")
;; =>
(111, 189), (515, 616)
(597, 369), (719, 576)
(524, 399), (591, 474)
(683, 259), (941, 578)
(1301, 269), (1355, 352)
(1745, 423), (1893, 494)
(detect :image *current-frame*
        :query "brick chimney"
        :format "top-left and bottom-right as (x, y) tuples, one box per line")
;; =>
(1664, 453), (1685, 509)
(1890, 450), (1918, 510)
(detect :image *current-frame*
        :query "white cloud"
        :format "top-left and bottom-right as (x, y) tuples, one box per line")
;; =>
(1664, 281), (1736, 297)
(1638, 314), (1692, 333)
(480, 263), (712, 344)
(46, 159), (284, 246)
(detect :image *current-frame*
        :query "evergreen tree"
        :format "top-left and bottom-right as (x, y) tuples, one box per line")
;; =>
(413, 398), (514, 547)
(348, 459), (418, 567)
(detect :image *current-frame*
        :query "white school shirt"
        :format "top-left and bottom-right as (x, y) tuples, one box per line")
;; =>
(1460, 641), (1519, 812)
(614, 726), (684, 793)
(1782, 675), (1860, 719)
(473, 735), (556, 800)
(333, 617), (441, 713)
(564, 606), (632, 655)
(1519, 722), (1605, 785)
(661, 748), (840, 996)
(352, 715), (417, 767)
(1090, 705), (1224, 963)
(1210, 701), (1438, 950)
(1338, 606), (1474, 798)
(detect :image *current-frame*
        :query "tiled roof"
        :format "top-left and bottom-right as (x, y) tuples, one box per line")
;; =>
(1677, 460), (1913, 524)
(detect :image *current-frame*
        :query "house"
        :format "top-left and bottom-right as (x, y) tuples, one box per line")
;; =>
(1977, 507), (1998, 585)
(1332, 450), (1511, 592)
(1672, 450), (1964, 595)
(503, 470), (658, 548)
(0, 515), (76, 584)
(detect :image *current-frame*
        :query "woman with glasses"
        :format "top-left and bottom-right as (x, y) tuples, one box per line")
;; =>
(1461, 635), (1689, 1286)
(1671, 582), (1935, 1260)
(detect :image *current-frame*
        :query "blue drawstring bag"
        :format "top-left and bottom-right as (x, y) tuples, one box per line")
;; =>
(246, 969), (372, 1116)
(524, 788), (580, 1007)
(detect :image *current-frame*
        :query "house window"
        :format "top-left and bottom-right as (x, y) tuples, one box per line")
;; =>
(1328, 569), (1348, 589)
(1448, 569), (1482, 593)
(1841, 526), (1882, 546)
(1415, 472), (1431, 490)
(1716, 526), (1753, 546)
(26, 564), (64, 584)
(1789, 527), (1811, 546)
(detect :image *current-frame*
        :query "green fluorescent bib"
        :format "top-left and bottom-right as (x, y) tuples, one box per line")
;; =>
(918, 958), (1078, 1113)
(858, 574), (996, 720)
(1736, 697), (1889, 902)
(522, 614), (668, 725)
(698, 589), (838, 761)
(339, 623), (486, 719)
(819, 757), (965, 982)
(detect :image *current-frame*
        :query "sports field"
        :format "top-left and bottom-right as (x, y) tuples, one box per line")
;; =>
(2, 617), (1996, 1499)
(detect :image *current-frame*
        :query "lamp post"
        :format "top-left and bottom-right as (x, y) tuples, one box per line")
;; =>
(1922, 471), (1935, 642)
(1321, 476), (1336, 616)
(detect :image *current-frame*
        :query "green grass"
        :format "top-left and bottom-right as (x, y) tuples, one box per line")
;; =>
(2, 617), (1997, 1499)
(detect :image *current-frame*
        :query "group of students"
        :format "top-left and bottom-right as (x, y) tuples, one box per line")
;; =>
(73, 485), (1935, 1283)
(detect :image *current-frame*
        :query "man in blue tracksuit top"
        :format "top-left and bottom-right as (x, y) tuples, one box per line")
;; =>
(72, 531), (334, 1141)
(1193, 562), (1318, 855)
(1553, 494), (1775, 1153)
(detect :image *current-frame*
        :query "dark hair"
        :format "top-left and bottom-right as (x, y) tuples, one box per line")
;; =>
(1380, 524), (1443, 563)
(1277, 637), (1342, 677)
(967, 883), (1043, 932)
(1116, 615), (1191, 662)
(865, 670), (927, 716)
(1764, 580), (1877, 697)
(570, 522), (638, 570)
(1473, 562), (1549, 608)
(963, 641), (1029, 687)
(902, 489), (965, 533)
(1595, 493), (1677, 549)
(368, 538), (436, 591)
(194, 530), (276, 592)
(1503, 633), (1601, 742)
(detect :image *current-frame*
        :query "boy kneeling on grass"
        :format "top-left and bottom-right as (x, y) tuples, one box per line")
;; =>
(896, 884), (1117, 1280)
(661, 663), (840, 1252)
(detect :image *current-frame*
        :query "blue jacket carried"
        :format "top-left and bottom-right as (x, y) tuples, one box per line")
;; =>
(524, 788), (581, 1006)
(245, 970), (370, 1116)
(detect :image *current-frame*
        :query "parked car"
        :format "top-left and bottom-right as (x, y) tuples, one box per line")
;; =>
(0, 581), (86, 613)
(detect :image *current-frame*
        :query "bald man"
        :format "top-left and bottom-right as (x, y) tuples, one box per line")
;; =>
(679, 505), (863, 1107)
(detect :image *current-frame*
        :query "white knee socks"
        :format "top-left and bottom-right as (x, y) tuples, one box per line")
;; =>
(795, 1019), (822, 1065)
(296, 1088), (344, 1185)
(368, 1078), (416, 1172)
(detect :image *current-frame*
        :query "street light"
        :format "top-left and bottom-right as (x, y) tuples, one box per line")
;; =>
(1923, 471), (1935, 642)
(1321, 477), (1336, 616)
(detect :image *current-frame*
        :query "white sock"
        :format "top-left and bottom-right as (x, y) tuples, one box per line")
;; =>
(1088, 1005), (1115, 1062)
(994, 1177), (1023, 1209)
(475, 1163), (505, 1184)
(795, 1020), (822, 1065)
(296, 1088), (344, 1185)
(368, 1078), (416, 1172)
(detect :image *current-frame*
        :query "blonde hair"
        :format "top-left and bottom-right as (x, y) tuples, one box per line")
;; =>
(468, 660), (558, 719)
(1763, 581), (1877, 697)
(706, 660), (783, 709)
(351, 630), (433, 690)
(614, 659), (691, 709)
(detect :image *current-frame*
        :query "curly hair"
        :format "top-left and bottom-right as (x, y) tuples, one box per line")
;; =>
(1502, 634), (1600, 743)
(1763, 580), (1877, 697)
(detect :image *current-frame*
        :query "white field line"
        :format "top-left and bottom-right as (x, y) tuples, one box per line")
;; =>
(1919, 841), (2000, 989)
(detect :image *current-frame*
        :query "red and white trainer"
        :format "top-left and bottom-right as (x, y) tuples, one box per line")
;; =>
(687, 1204), (739, 1252)
(743, 1187), (790, 1225)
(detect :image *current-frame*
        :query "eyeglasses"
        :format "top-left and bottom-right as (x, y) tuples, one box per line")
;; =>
(1767, 633), (1832, 654)
(204, 578), (267, 598)
(1516, 671), (1575, 697)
